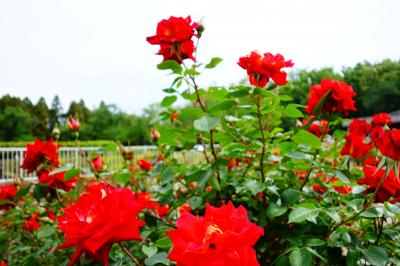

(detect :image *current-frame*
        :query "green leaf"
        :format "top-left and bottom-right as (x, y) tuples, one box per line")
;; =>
(179, 107), (203, 120)
(292, 130), (321, 149)
(154, 237), (172, 249)
(306, 239), (325, 247)
(284, 106), (304, 118)
(194, 116), (220, 132)
(36, 225), (55, 238)
(64, 167), (80, 181)
(346, 249), (361, 266)
(160, 95), (177, 107)
(361, 206), (384, 218)
(157, 60), (182, 74)
(13, 184), (32, 201)
(266, 204), (288, 218)
(142, 245), (158, 258)
(243, 179), (266, 195)
(113, 169), (131, 185)
(282, 189), (302, 205)
(362, 246), (388, 266)
(144, 252), (170, 266)
(325, 208), (341, 223)
(288, 204), (319, 223)
(50, 163), (73, 175)
(289, 248), (312, 266)
(161, 168), (175, 185)
(313, 89), (332, 115)
(205, 57), (223, 69)
(163, 88), (177, 94)
(33, 184), (48, 201)
(187, 196), (202, 209)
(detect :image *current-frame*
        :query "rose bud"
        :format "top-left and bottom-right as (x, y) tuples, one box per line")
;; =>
(150, 128), (160, 142)
(170, 112), (179, 122)
(91, 155), (105, 173)
(67, 115), (80, 131)
(52, 126), (61, 140)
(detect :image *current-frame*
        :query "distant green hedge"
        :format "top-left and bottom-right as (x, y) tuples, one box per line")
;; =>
(0, 140), (117, 148)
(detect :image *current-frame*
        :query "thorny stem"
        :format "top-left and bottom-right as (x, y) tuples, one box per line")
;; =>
(118, 242), (142, 266)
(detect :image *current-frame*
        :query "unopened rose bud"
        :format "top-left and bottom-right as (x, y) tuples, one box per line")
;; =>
(150, 128), (160, 142)
(196, 23), (205, 37)
(67, 115), (80, 131)
(170, 112), (179, 122)
(52, 127), (61, 140)
(91, 155), (105, 173)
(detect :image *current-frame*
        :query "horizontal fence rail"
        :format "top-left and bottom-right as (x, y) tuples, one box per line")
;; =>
(0, 146), (158, 184)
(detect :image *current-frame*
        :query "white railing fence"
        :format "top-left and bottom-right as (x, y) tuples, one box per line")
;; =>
(0, 146), (158, 184)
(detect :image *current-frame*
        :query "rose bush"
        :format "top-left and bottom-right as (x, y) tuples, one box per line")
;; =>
(0, 15), (400, 266)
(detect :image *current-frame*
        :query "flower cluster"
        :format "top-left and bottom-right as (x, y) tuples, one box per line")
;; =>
(0, 184), (17, 210)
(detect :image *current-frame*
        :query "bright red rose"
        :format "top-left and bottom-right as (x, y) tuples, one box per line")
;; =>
(23, 213), (42, 232)
(340, 133), (373, 159)
(348, 119), (371, 137)
(312, 184), (328, 195)
(133, 191), (159, 210)
(38, 170), (77, 192)
(177, 203), (192, 215)
(329, 177), (352, 194)
(147, 16), (198, 64)
(370, 127), (400, 161)
(227, 158), (235, 170)
(168, 201), (264, 266)
(0, 261), (7, 266)
(238, 51), (294, 87)
(372, 112), (393, 128)
(58, 182), (146, 266)
(67, 116), (80, 131)
(358, 157), (400, 202)
(91, 155), (106, 173)
(156, 204), (170, 217)
(304, 116), (330, 137)
(21, 138), (60, 174)
(0, 184), (17, 210)
(170, 112), (179, 122)
(138, 159), (152, 171)
(305, 79), (356, 116)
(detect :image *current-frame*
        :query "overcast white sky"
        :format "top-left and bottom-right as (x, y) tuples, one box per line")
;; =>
(0, 0), (399, 113)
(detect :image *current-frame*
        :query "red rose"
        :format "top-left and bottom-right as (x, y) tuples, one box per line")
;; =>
(312, 184), (328, 195)
(0, 261), (7, 266)
(147, 16), (198, 64)
(372, 112), (393, 128)
(67, 115), (80, 131)
(38, 170), (77, 192)
(305, 79), (356, 116)
(137, 159), (152, 171)
(156, 204), (170, 217)
(168, 201), (264, 266)
(0, 184), (17, 210)
(92, 155), (106, 173)
(348, 119), (371, 137)
(329, 177), (352, 194)
(304, 116), (330, 137)
(177, 203), (192, 215)
(370, 127), (400, 161)
(358, 157), (400, 202)
(340, 133), (373, 159)
(58, 182), (146, 266)
(238, 51), (294, 87)
(23, 213), (42, 232)
(21, 138), (60, 174)
(133, 191), (159, 210)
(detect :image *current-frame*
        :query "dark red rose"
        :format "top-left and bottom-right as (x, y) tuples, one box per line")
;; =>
(358, 157), (400, 202)
(23, 213), (42, 232)
(0, 184), (17, 210)
(21, 138), (60, 174)
(91, 155), (106, 173)
(58, 182), (146, 266)
(147, 16), (198, 64)
(340, 133), (373, 159)
(348, 119), (371, 137)
(67, 116), (80, 131)
(168, 201), (264, 266)
(304, 116), (330, 137)
(137, 159), (152, 171)
(305, 79), (356, 116)
(238, 51), (294, 87)
(38, 170), (77, 192)
(372, 112), (393, 128)
(370, 127), (400, 161)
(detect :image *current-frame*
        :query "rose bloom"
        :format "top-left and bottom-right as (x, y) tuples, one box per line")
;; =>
(147, 16), (198, 64)
(38, 170), (78, 192)
(371, 112), (393, 128)
(156, 204), (170, 217)
(23, 213), (42, 232)
(0, 184), (17, 210)
(348, 119), (371, 137)
(305, 79), (356, 116)
(340, 133), (373, 159)
(92, 155), (105, 173)
(137, 159), (152, 171)
(303, 116), (330, 138)
(358, 157), (400, 202)
(21, 138), (60, 174)
(67, 116), (80, 131)
(238, 51), (294, 87)
(58, 182), (146, 266)
(370, 127), (400, 161)
(0, 261), (7, 266)
(177, 203), (192, 215)
(329, 177), (352, 194)
(168, 201), (264, 266)
(312, 184), (328, 195)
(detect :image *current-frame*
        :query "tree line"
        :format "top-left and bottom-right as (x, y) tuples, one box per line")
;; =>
(0, 59), (399, 142)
